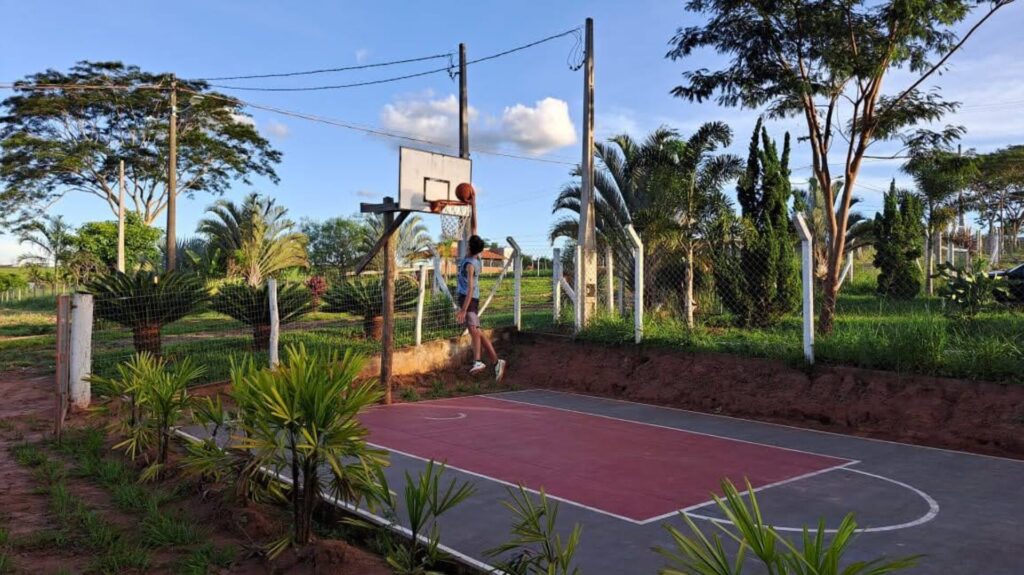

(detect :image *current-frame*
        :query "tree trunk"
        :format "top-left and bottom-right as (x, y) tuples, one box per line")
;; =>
(252, 323), (271, 351)
(925, 231), (934, 296)
(685, 246), (695, 329)
(132, 324), (162, 356)
(364, 316), (384, 341)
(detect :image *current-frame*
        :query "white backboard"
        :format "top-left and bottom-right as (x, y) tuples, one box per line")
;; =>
(399, 147), (472, 212)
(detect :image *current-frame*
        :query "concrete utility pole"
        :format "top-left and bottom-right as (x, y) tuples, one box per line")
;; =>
(458, 43), (471, 259)
(578, 17), (598, 327)
(166, 81), (178, 272)
(117, 160), (126, 273)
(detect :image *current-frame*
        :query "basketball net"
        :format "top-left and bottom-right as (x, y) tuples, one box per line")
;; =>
(431, 201), (472, 243)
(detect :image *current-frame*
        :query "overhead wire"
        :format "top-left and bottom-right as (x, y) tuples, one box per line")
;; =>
(205, 26), (582, 92)
(194, 53), (453, 81)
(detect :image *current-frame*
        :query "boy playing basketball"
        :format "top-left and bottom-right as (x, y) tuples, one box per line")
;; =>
(454, 185), (506, 381)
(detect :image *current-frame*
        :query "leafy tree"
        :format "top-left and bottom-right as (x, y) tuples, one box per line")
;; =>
(667, 0), (1013, 332)
(362, 213), (431, 270)
(197, 193), (308, 286)
(71, 211), (161, 271)
(971, 146), (1024, 257)
(0, 272), (28, 292)
(301, 216), (367, 273)
(873, 181), (925, 299)
(714, 120), (798, 327)
(0, 61), (281, 227)
(16, 215), (74, 286)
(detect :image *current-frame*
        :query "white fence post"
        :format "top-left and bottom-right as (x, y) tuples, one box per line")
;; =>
(508, 237), (522, 331)
(553, 248), (562, 323)
(69, 293), (93, 409)
(268, 279), (280, 368)
(415, 263), (428, 346)
(793, 213), (815, 365)
(626, 225), (643, 344)
(606, 244), (614, 315)
(432, 249), (443, 295)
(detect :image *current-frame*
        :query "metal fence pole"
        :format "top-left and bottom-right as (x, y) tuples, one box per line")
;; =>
(626, 225), (643, 344)
(415, 263), (427, 346)
(432, 249), (443, 295)
(606, 244), (614, 315)
(574, 244), (583, 333)
(793, 213), (815, 364)
(553, 248), (562, 323)
(69, 293), (93, 409)
(268, 279), (280, 368)
(508, 237), (522, 331)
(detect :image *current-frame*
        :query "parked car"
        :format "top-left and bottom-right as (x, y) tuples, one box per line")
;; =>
(988, 263), (1024, 301)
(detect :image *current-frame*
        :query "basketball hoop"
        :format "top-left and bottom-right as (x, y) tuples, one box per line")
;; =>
(430, 200), (472, 242)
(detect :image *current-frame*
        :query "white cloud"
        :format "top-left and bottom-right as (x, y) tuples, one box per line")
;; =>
(379, 93), (576, 155)
(500, 98), (577, 155)
(265, 120), (290, 138)
(230, 112), (256, 127)
(355, 48), (371, 64)
(355, 189), (377, 199)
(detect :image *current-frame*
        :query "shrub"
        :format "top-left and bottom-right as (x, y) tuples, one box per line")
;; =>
(211, 282), (313, 349)
(873, 182), (925, 299)
(935, 263), (1007, 318)
(305, 275), (328, 307)
(229, 344), (387, 554)
(486, 486), (582, 575)
(87, 271), (208, 355)
(322, 275), (418, 339)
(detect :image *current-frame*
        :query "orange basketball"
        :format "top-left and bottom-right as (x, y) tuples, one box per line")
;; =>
(455, 182), (475, 203)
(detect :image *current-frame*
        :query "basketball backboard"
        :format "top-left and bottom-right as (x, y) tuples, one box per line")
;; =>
(398, 147), (472, 212)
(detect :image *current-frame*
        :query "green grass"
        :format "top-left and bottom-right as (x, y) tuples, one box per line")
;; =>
(177, 543), (236, 575)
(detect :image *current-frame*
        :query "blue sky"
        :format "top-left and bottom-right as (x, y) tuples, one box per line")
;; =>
(2, 0), (1023, 263)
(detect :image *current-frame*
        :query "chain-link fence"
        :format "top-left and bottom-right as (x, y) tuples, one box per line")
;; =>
(528, 218), (1023, 383)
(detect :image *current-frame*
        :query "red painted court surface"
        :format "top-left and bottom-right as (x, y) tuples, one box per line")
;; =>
(360, 395), (853, 523)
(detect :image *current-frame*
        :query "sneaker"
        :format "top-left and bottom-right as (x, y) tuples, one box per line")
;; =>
(494, 359), (507, 383)
(469, 361), (487, 375)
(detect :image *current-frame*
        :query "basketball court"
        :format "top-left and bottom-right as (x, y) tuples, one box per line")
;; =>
(360, 389), (1024, 574)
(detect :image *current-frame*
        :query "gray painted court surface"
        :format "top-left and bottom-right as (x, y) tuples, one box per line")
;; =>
(372, 389), (1024, 575)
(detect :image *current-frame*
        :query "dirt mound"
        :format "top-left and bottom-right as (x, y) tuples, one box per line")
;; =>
(506, 337), (1024, 459)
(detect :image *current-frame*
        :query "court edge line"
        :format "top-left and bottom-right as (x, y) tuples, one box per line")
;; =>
(637, 459), (861, 525)
(171, 428), (504, 575)
(684, 467), (941, 534)
(497, 388), (1024, 465)
(368, 441), (649, 525)
(483, 394), (852, 463)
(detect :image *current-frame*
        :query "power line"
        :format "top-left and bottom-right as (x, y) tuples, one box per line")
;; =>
(195, 53), (453, 81)
(206, 26), (582, 92)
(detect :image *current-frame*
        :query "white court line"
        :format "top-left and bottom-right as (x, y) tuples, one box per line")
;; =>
(684, 467), (941, 534)
(484, 394), (852, 463)
(641, 459), (860, 525)
(171, 428), (504, 574)
(498, 388), (1024, 464)
(424, 412), (467, 421)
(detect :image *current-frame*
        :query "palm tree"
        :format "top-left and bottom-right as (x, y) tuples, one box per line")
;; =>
(362, 213), (431, 269)
(549, 128), (677, 258)
(17, 215), (75, 290)
(198, 193), (307, 286)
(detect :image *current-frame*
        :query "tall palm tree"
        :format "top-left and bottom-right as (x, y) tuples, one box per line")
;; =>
(362, 213), (431, 269)
(197, 193), (308, 286)
(17, 215), (75, 290)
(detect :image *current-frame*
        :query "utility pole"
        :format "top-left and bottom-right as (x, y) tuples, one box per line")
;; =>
(381, 206), (396, 405)
(166, 81), (178, 272)
(578, 17), (597, 327)
(117, 160), (126, 273)
(458, 43), (470, 259)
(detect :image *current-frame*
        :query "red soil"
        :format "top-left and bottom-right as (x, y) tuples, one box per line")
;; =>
(504, 337), (1024, 459)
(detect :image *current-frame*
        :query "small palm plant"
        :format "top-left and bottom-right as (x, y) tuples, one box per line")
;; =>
(322, 275), (418, 340)
(486, 486), (583, 575)
(88, 271), (208, 355)
(89, 353), (204, 476)
(229, 344), (388, 555)
(372, 461), (475, 574)
(655, 478), (919, 575)
(211, 282), (313, 349)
